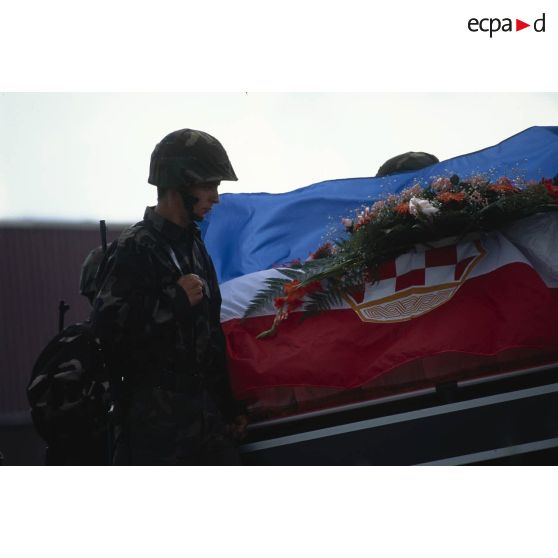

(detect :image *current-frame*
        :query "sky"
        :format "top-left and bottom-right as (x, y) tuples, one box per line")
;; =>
(2, 92), (557, 222)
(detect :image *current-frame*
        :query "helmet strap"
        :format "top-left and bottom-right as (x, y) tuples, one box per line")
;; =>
(179, 190), (201, 222)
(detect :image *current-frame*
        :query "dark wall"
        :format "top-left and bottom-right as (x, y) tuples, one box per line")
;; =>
(0, 222), (129, 422)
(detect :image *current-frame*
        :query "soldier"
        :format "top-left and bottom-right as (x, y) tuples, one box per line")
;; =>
(91, 129), (247, 465)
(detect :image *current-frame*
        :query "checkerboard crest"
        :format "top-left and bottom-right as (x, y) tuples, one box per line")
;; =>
(344, 239), (486, 323)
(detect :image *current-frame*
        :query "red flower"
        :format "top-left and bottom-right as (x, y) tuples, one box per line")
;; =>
(302, 280), (322, 295)
(543, 179), (558, 199)
(395, 202), (409, 214)
(273, 279), (323, 316)
(496, 177), (513, 187)
(436, 191), (466, 204)
(309, 243), (333, 260)
(285, 279), (322, 298)
(283, 279), (301, 296)
(488, 179), (518, 194)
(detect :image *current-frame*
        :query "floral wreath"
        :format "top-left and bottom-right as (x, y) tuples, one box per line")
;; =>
(245, 173), (558, 338)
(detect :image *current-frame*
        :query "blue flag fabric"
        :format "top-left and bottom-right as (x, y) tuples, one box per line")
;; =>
(202, 126), (558, 283)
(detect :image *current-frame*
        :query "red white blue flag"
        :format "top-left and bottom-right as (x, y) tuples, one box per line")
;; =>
(221, 214), (558, 413)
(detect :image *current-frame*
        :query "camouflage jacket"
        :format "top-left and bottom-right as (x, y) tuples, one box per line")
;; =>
(91, 207), (240, 420)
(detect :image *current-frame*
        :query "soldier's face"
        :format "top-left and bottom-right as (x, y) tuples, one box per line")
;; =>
(190, 181), (220, 221)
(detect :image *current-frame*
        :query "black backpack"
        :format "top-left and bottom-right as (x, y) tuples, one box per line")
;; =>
(26, 222), (118, 464)
(27, 321), (113, 464)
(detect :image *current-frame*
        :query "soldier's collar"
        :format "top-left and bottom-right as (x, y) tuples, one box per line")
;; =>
(144, 206), (199, 241)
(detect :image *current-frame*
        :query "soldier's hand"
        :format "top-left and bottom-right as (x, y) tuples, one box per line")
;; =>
(177, 274), (204, 306)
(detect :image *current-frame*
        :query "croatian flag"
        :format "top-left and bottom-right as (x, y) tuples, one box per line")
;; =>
(202, 127), (558, 412)
(220, 214), (558, 407)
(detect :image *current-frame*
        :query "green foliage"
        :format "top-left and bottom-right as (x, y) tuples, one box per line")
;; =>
(242, 275), (292, 319)
(301, 287), (344, 317)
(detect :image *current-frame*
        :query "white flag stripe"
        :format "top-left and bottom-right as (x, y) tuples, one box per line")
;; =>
(503, 212), (558, 288)
(220, 268), (295, 322)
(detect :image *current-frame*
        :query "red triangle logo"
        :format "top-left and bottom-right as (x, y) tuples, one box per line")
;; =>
(516, 19), (530, 31)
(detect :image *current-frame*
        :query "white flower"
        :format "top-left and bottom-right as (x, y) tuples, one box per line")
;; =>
(341, 218), (353, 228)
(409, 197), (439, 220)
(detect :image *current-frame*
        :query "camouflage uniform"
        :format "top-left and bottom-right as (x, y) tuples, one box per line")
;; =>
(79, 245), (108, 304)
(91, 207), (242, 465)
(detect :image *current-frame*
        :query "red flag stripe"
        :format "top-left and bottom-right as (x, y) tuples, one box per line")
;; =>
(224, 263), (558, 398)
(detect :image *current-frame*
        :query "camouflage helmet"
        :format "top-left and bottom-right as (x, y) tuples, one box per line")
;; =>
(376, 151), (439, 177)
(79, 246), (105, 305)
(148, 128), (238, 191)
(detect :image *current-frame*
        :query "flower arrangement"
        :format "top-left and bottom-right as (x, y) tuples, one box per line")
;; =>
(245, 173), (558, 338)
